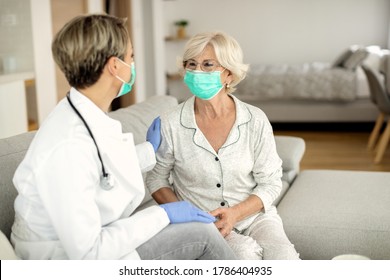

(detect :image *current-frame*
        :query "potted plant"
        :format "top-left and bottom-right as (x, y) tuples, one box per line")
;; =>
(174, 19), (189, 39)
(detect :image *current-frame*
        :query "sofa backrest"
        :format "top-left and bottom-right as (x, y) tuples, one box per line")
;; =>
(108, 96), (178, 143)
(0, 131), (36, 239)
(0, 95), (179, 239)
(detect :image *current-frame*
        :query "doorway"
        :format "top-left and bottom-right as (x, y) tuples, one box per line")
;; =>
(105, 0), (136, 110)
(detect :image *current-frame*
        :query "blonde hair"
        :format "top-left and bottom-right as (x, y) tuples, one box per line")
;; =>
(52, 14), (129, 89)
(180, 31), (249, 93)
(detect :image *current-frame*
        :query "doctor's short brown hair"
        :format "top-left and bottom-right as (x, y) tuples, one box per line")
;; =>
(52, 14), (129, 89)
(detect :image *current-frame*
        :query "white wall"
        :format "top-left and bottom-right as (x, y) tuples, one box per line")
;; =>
(162, 0), (390, 67)
(133, 0), (166, 101)
(141, 0), (158, 99)
(30, 0), (57, 125)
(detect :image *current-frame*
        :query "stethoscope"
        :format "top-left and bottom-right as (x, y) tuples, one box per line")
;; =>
(66, 92), (114, 190)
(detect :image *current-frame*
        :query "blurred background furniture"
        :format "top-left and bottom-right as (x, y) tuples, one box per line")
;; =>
(234, 45), (383, 123)
(364, 63), (385, 151)
(362, 52), (390, 164)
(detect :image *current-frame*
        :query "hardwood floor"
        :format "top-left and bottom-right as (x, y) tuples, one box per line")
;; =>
(274, 130), (390, 172)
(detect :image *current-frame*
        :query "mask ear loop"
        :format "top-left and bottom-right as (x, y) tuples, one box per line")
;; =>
(107, 57), (124, 80)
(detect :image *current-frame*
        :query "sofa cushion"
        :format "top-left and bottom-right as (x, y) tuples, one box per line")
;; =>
(277, 170), (390, 260)
(0, 132), (36, 239)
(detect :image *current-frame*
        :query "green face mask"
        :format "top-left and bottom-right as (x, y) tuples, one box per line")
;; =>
(184, 69), (224, 100)
(115, 59), (136, 98)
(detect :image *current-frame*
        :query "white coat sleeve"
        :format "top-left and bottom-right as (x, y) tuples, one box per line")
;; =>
(35, 138), (169, 260)
(135, 142), (156, 173)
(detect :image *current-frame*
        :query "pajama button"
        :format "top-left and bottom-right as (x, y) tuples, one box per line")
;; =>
(216, 183), (221, 188)
(215, 157), (219, 161)
(220, 202), (225, 206)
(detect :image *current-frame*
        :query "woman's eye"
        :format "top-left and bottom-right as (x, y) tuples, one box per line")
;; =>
(186, 61), (197, 68)
(204, 61), (214, 67)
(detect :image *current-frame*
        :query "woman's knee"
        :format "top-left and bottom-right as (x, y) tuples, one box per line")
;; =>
(187, 223), (221, 241)
(226, 231), (263, 260)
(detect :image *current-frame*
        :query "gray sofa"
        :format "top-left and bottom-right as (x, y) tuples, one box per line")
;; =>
(1, 95), (389, 260)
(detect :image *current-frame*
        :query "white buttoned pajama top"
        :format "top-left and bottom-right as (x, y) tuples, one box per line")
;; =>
(146, 95), (283, 231)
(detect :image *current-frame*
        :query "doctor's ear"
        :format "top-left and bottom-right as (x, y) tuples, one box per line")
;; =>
(106, 57), (119, 75)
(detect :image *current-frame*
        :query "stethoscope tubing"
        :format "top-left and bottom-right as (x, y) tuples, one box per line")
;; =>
(66, 92), (113, 190)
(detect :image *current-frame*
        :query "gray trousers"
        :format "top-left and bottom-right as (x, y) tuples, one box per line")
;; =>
(227, 206), (300, 260)
(136, 222), (237, 260)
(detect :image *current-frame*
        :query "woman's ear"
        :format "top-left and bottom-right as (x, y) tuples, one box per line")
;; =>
(226, 69), (234, 85)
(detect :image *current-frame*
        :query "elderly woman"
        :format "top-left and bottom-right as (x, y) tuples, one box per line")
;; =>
(146, 31), (300, 260)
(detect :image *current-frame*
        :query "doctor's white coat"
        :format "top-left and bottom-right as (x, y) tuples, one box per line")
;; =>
(11, 88), (169, 259)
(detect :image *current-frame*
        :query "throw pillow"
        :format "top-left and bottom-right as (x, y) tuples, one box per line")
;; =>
(331, 48), (353, 68)
(343, 48), (369, 70)
(331, 45), (361, 68)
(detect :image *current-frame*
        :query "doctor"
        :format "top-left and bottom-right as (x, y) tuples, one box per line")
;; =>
(10, 14), (236, 260)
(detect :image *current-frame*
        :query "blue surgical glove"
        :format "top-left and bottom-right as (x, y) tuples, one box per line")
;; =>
(146, 116), (161, 152)
(160, 201), (216, 224)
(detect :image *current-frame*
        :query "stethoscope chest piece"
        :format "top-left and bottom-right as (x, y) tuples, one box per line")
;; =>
(101, 174), (114, 191)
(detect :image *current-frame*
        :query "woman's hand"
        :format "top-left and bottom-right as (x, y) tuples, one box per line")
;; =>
(210, 207), (239, 237)
(210, 195), (264, 237)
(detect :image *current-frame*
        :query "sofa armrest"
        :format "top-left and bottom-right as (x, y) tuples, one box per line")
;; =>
(0, 230), (18, 259)
(275, 136), (305, 184)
